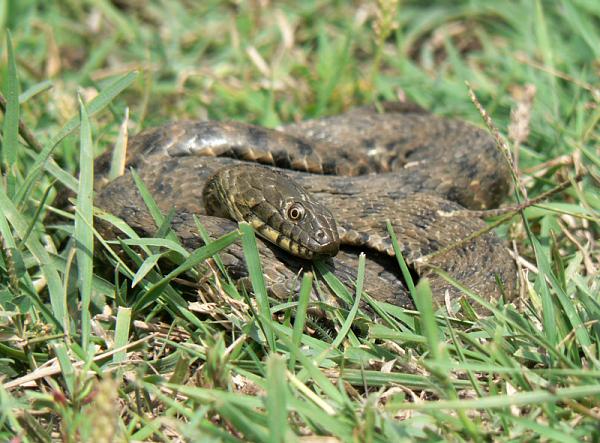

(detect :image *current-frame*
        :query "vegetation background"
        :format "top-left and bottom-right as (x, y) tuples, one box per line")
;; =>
(0, 0), (598, 441)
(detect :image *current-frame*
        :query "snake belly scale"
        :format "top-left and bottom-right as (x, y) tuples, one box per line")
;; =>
(95, 103), (517, 312)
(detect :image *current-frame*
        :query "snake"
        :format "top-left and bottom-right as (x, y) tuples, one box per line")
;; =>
(94, 102), (517, 313)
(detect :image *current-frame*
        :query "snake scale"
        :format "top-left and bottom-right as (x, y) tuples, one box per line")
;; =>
(95, 102), (517, 313)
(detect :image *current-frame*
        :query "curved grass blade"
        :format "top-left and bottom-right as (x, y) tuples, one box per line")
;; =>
(130, 168), (179, 244)
(120, 238), (188, 257)
(330, 252), (365, 350)
(131, 253), (163, 288)
(133, 230), (240, 312)
(16, 71), (138, 203)
(18, 79), (53, 105)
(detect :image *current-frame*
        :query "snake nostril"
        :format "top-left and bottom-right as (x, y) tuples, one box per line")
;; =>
(315, 229), (326, 241)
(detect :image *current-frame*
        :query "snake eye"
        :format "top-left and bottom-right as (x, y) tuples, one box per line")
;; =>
(287, 202), (305, 221)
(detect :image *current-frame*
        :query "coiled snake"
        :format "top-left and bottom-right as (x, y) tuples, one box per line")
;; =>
(95, 103), (516, 313)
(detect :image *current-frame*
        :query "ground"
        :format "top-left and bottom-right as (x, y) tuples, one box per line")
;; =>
(0, 1), (599, 442)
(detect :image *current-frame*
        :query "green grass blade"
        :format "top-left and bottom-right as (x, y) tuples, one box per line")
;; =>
(130, 169), (180, 244)
(133, 230), (241, 311)
(239, 222), (276, 351)
(112, 306), (132, 366)
(280, 333), (345, 404)
(560, 0), (600, 58)
(387, 220), (417, 299)
(1, 31), (19, 171)
(368, 324), (427, 344)
(413, 279), (442, 361)
(18, 79), (53, 104)
(53, 343), (75, 396)
(74, 96), (95, 350)
(266, 354), (289, 443)
(534, 0), (558, 113)
(120, 238), (188, 257)
(289, 272), (313, 371)
(131, 253), (163, 288)
(330, 252), (364, 350)
(75, 33), (121, 84)
(16, 71), (138, 202)
(313, 260), (354, 307)
(0, 187), (64, 329)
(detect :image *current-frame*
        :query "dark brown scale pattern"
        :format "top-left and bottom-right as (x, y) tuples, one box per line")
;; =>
(95, 104), (516, 313)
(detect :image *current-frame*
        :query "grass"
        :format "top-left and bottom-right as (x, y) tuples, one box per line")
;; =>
(0, 0), (599, 441)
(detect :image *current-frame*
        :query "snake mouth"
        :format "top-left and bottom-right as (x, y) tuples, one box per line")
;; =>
(250, 218), (339, 260)
(288, 234), (340, 259)
(309, 236), (340, 258)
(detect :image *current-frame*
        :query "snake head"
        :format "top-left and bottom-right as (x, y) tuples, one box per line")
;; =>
(204, 164), (340, 259)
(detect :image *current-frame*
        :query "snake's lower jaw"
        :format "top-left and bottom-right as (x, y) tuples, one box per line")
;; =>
(274, 231), (340, 260)
(311, 238), (340, 258)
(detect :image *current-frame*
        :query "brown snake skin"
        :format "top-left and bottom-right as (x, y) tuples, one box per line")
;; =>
(95, 103), (517, 313)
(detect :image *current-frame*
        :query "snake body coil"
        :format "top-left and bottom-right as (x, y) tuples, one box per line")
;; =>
(95, 103), (517, 313)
